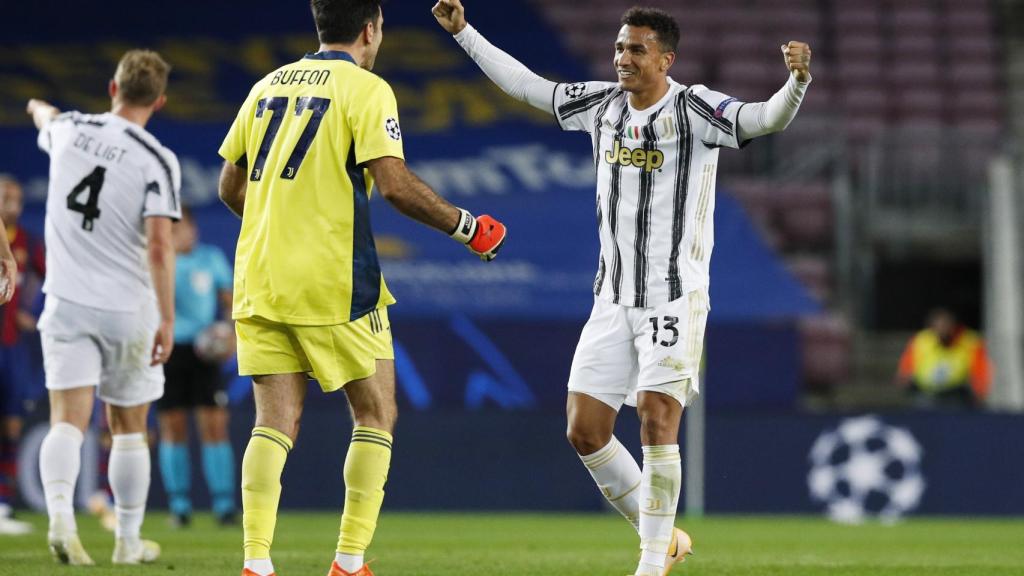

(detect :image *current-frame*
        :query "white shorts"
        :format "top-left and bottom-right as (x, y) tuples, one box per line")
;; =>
(567, 289), (709, 410)
(38, 296), (164, 407)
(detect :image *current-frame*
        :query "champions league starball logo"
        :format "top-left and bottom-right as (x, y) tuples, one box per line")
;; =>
(385, 117), (402, 141)
(807, 416), (926, 524)
(565, 83), (586, 99)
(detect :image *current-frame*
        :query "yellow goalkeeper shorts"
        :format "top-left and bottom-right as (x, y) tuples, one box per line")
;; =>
(235, 307), (393, 392)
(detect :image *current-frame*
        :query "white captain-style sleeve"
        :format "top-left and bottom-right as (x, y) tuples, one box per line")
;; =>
(452, 23), (618, 131)
(453, 24), (557, 112)
(36, 111), (78, 155)
(453, 24), (618, 133)
(735, 74), (810, 141)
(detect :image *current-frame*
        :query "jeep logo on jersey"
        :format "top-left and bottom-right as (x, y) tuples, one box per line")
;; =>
(604, 140), (664, 172)
(385, 117), (401, 141)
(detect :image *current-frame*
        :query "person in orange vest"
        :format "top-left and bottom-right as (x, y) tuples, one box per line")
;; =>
(896, 308), (993, 408)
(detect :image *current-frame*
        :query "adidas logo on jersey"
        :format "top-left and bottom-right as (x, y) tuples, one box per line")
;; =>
(604, 139), (664, 172)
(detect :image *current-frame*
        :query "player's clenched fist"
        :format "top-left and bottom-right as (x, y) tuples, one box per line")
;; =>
(432, 0), (467, 35)
(781, 41), (812, 83)
(449, 208), (507, 261)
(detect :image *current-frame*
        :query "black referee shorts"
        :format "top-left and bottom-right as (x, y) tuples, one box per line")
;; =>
(158, 343), (227, 411)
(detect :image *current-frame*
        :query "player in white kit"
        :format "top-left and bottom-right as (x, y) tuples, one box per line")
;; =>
(26, 50), (180, 566)
(433, 2), (811, 574)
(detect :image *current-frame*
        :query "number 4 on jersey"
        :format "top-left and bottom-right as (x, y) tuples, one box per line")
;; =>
(67, 166), (106, 231)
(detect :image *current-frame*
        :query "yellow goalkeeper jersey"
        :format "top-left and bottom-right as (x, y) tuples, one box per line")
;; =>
(219, 51), (402, 325)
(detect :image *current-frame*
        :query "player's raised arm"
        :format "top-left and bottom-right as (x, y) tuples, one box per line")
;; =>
(26, 98), (60, 130)
(735, 41), (813, 141)
(368, 156), (506, 261)
(433, 0), (556, 113)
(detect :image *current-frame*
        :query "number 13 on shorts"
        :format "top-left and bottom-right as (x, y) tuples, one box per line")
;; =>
(645, 289), (708, 380)
(649, 316), (680, 347)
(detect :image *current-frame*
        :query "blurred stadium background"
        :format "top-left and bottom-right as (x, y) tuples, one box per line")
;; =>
(2, 0), (1024, 571)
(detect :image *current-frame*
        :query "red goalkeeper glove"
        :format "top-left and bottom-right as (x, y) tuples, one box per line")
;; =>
(449, 208), (507, 261)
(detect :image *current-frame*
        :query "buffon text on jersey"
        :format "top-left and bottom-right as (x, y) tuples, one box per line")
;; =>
(269, 68), (332, 87)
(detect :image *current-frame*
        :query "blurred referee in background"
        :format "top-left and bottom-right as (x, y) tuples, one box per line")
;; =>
(157, 206), (236, 526)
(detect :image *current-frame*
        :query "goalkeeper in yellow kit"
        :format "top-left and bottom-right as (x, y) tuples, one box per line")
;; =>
(217, 1), (507, 574)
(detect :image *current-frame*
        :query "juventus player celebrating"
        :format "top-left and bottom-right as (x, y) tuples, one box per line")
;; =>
(27, 50), (180, 566)
(434, 2), (810, 575)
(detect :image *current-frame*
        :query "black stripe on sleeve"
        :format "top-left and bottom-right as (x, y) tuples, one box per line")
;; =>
(558, 87), (616, 122)
(65, 112), (106, 128)
(687, 102), (732, 136)
(124, 128), (177, 210)
(668, 92), (693, 301)
(687, 96), (734, 135)
(689, 94), (735, 129)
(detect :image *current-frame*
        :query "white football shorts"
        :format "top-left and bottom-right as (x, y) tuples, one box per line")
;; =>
(567, 289), (709, 410)
(38, 295), (164, 407)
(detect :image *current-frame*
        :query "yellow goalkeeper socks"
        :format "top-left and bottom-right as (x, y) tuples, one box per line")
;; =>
(337, 426), (393, 557)
(242, 426), (293, 561)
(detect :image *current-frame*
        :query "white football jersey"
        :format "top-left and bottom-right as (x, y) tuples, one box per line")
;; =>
(37, 111), (182, 312)
(553, 78), (746, 308)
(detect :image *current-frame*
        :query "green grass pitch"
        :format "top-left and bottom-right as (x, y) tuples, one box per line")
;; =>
(1, 512), (1022, 575)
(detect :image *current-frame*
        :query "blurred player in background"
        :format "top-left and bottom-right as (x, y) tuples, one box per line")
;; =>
(434, 2), (810, 574)
(0, 175), (44, 535)
(217, 1), (506, 574)
(158, 206), (236, 527)
(0, 194), (16, 306)
(896, 308), (993, 409)
(27, 49), (181, 565)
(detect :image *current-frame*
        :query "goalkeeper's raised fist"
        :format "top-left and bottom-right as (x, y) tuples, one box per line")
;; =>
(449, 208), (506, 262)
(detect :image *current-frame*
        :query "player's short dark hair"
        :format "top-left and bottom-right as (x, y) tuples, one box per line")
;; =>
(621, 7), (680, 53)
(310, 0), (385, 44)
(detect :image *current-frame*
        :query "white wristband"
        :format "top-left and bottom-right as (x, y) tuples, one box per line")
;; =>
(449, 208), (477, 244)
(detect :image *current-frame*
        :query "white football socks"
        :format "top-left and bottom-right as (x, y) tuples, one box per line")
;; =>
(109, 433), (150, 542)
(336, 552), (364, 572)
(244, 558), (275, 575)
(40, 422), (83, 537)
(579, 436), (642, 531)
(636, 444), (681, 576)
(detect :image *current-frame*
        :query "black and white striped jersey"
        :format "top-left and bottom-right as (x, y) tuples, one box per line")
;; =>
(553, 78), (746, 308)
(37, 111), (182, 312)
